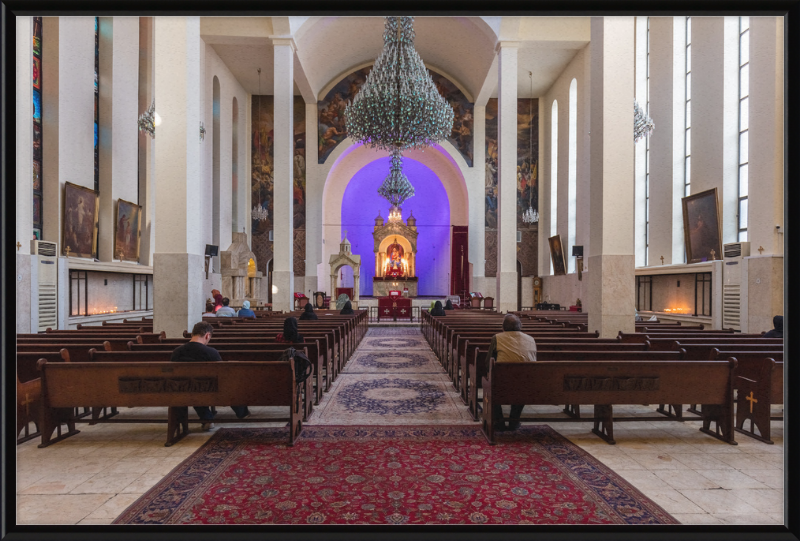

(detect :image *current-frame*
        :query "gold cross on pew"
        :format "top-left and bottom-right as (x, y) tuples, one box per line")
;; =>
(21, 393), (34, 416)
(746, 391), (758, 413)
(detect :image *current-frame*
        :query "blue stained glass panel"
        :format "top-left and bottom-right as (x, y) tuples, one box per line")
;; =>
(33, 89), (42, 122)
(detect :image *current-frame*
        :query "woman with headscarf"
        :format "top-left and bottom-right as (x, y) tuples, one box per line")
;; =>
(276, 317), (304, 343)
(763, 315), (783, 338)
(340, 301), (354, 315)
(430, 301), (446, 316)
(299, 303), (318, 320)
(237, 300), (256, 319)
(212, 290), (224, 312)
(444, 300), (455, 311)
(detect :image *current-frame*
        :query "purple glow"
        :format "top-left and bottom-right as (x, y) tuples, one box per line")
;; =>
(341, 157), (451, 297)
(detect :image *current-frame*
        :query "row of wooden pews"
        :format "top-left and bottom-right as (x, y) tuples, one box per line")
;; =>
(18, 310), (367, 447)
(422, 310), (783, 445)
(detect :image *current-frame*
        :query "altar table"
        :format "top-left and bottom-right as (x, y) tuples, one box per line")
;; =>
(377, 296), (413, 322)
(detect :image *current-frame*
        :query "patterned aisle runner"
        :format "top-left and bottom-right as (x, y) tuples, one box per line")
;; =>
(307, 327), (475, 425)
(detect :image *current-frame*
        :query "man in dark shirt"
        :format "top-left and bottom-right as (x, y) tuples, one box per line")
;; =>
(763, 315), (783, 339)
(171, 321), (249, 430)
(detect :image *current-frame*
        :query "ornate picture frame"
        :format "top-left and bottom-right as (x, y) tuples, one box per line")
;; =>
(548, 234), (567, 276)
(115, 198), (142, 262)
(682, 187), (723, 264)
(62, 182), (99, 258)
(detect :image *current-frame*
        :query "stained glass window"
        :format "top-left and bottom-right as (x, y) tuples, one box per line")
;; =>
(94, 17), (99, 192)
(33, 16), (43, 239)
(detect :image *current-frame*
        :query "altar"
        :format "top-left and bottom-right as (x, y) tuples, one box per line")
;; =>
(372, 208), (419, 297)
(377, 292), (413, 322)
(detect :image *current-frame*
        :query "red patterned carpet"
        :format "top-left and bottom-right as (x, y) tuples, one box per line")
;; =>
(114, 425), (678, 525)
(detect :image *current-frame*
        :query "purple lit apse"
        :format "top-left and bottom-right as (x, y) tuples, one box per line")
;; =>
(341, 157), (451, 297)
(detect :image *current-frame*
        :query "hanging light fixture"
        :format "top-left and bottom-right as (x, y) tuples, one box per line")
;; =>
(252, 67), (269, 222)
(138, 99), (157, 138)
(378, 147), (415, 216)
(634, 99), (655, 142)
(522, 72), (539, 224)
(345, 16), (454, 153)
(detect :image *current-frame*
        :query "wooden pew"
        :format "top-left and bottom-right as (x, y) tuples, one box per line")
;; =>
(481, 358), (737, 445)
(88, 349), (315, 420)
(731, 356), (783, 444)
(37, 359), (304, 447)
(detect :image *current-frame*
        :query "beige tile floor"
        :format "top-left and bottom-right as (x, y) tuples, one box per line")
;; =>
(15, 327), (785, 526)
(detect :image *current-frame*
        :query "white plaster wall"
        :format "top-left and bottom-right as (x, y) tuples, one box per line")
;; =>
(203, 42), (249, 258)
(542, 45), (590, 280)
(16, 255), (33, 333)
(542, 272), (586, 308)
(16, 16), (33, 254)
(744, 255), (783, 333)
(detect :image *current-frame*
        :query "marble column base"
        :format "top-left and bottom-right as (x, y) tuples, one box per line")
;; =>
(272, 269), (294, 313)
(586, 254), (636, 338)
(743, 255), (783, 334)
(495, 271), (518, 313)
(153, 253), (205, 338)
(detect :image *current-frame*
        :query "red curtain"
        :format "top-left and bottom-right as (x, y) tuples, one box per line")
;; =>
(450, 226), (469, 296)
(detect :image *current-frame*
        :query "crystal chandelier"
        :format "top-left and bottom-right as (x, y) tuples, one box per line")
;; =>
(252, 68), (269, 223)
(378, 148), (415, 208)
(634, 99), (655, 142)
(138, 99), (158, 139)
(344, 16), (454, 153)
(522, 72), (539, 224)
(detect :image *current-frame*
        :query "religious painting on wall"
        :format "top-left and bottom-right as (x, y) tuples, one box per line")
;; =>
(682, 188), (723, 263)
(548, 234), (567, 276)
(33, 16), (43, 239)
(293, 96), (306, 276)
(251, 94), (274, 276)
(485, 98), (498, 230)
(115, 199), (141, 262)
(516, 98), (539, 228)
(62, 182), (99, 258)
(318, 66), (371, 164)
(430, 72), (474, 166)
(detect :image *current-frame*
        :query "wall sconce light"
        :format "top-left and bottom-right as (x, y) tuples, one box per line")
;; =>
(199, 121), (206, 142)
(138, 99), (158, 138)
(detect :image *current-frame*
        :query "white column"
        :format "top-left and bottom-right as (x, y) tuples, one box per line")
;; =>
(633, 17), (646, 267)
(138, 17), (156, 266)
(304, 102), (321, 294)
(495, 41), (519, 313)
(748, 17), (783, 255)
(587, 17), (636, 337)
(16, 16), (33, 253)
(98, 17), (139, 262)
(42, 17), (96, 250)
(272, 38), (295, 312)
(691, 17), (739, 243)
(153, 16), (204, 337)
(470, 105), (486, 284)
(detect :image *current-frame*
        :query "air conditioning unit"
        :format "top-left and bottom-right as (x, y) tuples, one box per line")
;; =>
(31, 240), (58, 332)
(721, 242), (750, 331)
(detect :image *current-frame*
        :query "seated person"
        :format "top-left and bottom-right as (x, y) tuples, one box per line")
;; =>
(486, 314), (537, 431)
(430, 301), (446, 316)
(444, 300), (455, 311)
(215, 297), (237, 317)
(212, 291), (224, 312)
(299, 303), (318, 320)
(276, 317), (305, 343)
(763, 315), (783, 338)
(237, 300), (256, 319)
(339, 301), (354, 315)
(170, 321), (249, 430)
(202, 303), (216, 317)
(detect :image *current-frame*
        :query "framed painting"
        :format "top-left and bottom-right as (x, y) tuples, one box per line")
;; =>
(548, 234), (567, 276)
(682, 187), (723, 263)
(63, 182), (99, 258)
(115, 198), (142, 262)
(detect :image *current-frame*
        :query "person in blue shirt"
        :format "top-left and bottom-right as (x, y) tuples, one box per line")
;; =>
(216, 298), (236, 317)
(237, 300), (256, 319)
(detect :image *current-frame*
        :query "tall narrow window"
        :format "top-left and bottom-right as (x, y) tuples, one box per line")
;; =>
(737, 17), (749, 242)
(232, 96), (239, 230)
(645, 17), (650, 265)
(550, 100), (558, 275)
(567, 79), (577, 273)
(684, 17), (691, 198)
(33, 17), (43, 239)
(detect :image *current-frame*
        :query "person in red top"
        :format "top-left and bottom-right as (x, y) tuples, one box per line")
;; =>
(276, 317), (304, 343)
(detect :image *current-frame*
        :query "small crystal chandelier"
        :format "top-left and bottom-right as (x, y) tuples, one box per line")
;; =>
(344, 17), (454, 153)
(388, 205), (403, 222)
(252, 68), (269, 223)
(378, 148), (415, 209)
(634, 99), (655, 142)
(522, 72), (539, 225)
(138, 99), (158, 139)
